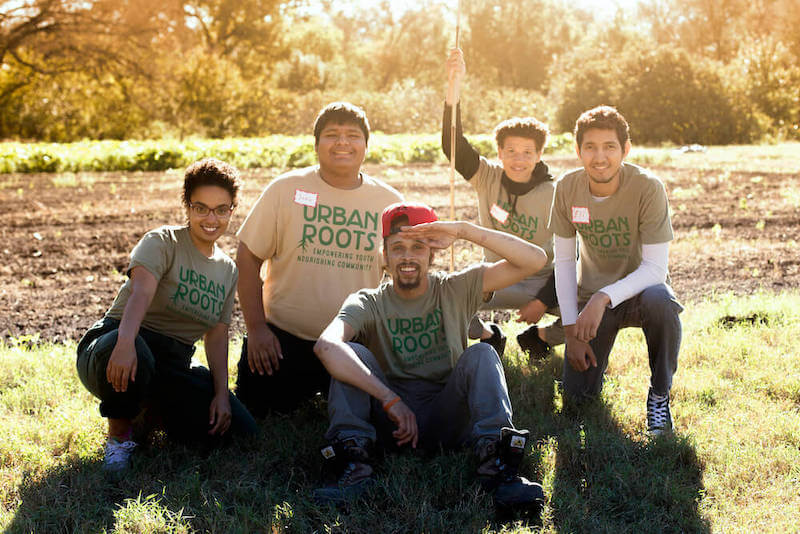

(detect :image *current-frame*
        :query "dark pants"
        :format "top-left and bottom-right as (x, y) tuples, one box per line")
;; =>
(562, 284), (683, 401)
(76, 317), (257, 444)
(234, 322), (331, 417)
(326, 342), (514, 451)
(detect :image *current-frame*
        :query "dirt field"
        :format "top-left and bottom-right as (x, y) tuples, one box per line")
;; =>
(1, 156), (798, 342)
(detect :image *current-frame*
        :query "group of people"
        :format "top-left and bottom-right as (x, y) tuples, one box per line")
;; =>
(76, 49), (682, 520)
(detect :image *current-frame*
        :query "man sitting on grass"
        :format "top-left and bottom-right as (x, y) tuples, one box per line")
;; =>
(312, 201), (547, 519)
(442, 47), (562, 361)
(549, 106), (683, 435)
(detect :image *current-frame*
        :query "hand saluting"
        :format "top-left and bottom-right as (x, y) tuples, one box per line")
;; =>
(399, 221), (461, 250)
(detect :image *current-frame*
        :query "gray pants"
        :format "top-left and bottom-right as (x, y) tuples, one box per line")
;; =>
(477, 272), (565, 347)
(326, 343), (514, 450)
(562, 284), (683, 401)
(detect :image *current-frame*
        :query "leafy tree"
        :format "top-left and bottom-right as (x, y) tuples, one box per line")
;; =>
(555, 45), (762, 144)
(0, 1), (170, 100)
(617, 48), (756, 144)
(638, 0), (747, 61)
(0, 68), (148, 140)
(181, 0), (292, 74)
(320, 0), (450, 91)
(727, 36), (800, 138)
(463, 0), (585, 91)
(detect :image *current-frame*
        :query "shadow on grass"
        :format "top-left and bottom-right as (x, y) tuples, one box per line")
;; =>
(5, 402), (332, 533)
(509, 352), (710, 534)
(7, 356), (709, 532)
(5, 399), (499, 533)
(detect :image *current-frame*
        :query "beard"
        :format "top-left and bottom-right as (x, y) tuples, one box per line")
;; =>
(394, 263), (422, 290)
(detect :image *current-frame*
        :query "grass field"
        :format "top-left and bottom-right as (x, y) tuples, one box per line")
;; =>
(1, 292), (799, 533)
(1, 142), (798, 532)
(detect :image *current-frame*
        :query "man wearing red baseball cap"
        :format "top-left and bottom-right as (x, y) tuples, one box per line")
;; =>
(312, 201), (548, 519)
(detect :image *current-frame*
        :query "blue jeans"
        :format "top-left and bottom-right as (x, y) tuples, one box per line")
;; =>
(562, 283), (683, 401)
(325, 342), (514, 450)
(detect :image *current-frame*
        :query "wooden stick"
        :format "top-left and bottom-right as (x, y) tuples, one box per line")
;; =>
(448, 0), (461, 271)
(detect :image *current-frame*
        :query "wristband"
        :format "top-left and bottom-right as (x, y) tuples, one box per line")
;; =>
(382, 396), (400, 412)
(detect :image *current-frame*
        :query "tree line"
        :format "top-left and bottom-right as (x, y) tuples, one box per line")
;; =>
(1, 0), (798, 144)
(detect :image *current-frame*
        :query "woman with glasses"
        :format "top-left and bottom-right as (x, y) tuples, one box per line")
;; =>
(76, 158), (257, 477)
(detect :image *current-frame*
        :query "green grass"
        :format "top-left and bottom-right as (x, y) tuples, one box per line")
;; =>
(2, 292), (799, 532)
(0, 133), (575, 175)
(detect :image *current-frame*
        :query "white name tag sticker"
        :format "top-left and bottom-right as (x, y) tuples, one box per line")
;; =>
(294, 189), (318, 207)
(490, 203), (510, 224)
(571, 206), (590, 224)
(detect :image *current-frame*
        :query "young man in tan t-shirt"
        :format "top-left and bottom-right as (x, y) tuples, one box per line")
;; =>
(311, 202), (547, 520)
(442, 47), (562, 361)
(234, 102), (402, 417)
(549, 106), (683, 436)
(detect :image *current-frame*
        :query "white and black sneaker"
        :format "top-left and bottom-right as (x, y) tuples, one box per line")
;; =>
(646, 388), (673, 436)
(103, 438), (137, 478)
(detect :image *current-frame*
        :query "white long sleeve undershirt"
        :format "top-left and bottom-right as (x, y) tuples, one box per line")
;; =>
(554, 235), (669, 326)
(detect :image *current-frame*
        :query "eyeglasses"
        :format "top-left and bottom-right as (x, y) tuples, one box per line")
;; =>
(189, 202), (234, 218)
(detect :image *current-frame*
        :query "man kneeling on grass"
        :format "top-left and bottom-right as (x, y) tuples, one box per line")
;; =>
(312, 201), (547, 518)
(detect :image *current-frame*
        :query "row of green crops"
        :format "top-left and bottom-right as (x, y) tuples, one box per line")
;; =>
(0, 133), (574, 174)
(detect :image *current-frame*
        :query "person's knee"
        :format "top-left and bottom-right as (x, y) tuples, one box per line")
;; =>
(458, 342), (501, 372)
(83, 330), (154, 381)
(346, 342), (382, 372)
(640, 285), (681, 321)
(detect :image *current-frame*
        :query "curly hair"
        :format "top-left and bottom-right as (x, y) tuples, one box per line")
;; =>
(494, 117), (549, 152)
(182, 158), (242, 208)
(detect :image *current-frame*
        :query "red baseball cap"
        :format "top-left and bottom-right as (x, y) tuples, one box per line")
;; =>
(381, 202), (438, 238)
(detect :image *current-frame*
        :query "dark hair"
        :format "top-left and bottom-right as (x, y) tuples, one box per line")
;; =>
(182, 158), (242, 208)
(313, 102), (370, 145)
(494, 117), (549, 152)
(574, 106), (630, 148)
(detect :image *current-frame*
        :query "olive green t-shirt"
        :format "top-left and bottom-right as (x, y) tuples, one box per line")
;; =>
(338, 264), (486, 383)
(470, 158), (555, 271)
(106, 225), (238, 345)
(236, 166), (402, 341)
(548, 163), (673, 301)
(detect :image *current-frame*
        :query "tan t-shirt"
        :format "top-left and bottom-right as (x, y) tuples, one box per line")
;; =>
(237, 166), (402, 340)
(548, 163), (673, 300)
(469, 158), (555, 272)
(106, 225), (238, 345)
(338, 264), (486, 383)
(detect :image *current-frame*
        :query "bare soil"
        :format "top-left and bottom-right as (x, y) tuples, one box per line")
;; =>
(1, 157), (798, 342)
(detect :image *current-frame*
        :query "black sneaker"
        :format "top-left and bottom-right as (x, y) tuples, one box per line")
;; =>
(484, 322), (507, 358)
(646, 388), (673, 436)
(516, 326), (551, 362)
(313, 438), (375, 504)
(475, 428), (545, 521)
(469, 318), (507, 358)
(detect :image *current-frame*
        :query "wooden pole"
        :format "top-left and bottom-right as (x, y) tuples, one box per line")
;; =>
(448, 0), (461, 271)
